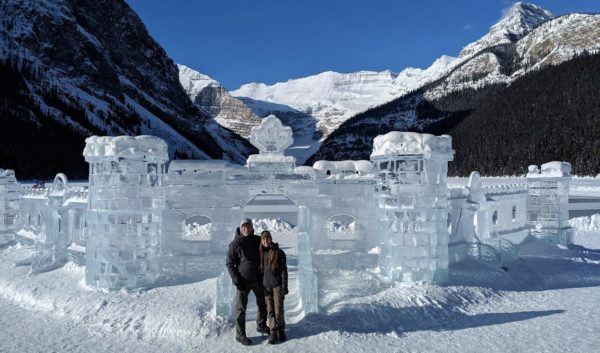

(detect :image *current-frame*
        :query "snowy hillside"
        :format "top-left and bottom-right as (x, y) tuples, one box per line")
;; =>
(0, 0), (254, 178)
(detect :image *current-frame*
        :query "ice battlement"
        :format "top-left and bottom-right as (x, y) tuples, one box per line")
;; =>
(83, 135), (168, 162)
(527, 161), (572, 178)
(370, 131), (454, 159)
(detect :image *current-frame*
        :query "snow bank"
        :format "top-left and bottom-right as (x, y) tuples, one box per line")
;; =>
(252, 218), (295, 234)
(83, 135), (168, 161)
(570, 214), (600, 231)
(370, 131), (453, 157)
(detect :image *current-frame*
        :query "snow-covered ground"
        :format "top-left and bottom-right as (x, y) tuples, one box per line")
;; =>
(2, 223), (600, 352)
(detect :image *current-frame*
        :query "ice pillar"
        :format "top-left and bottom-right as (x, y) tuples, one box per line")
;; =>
(297, 205), (318, 314)
(371, 132), (454, 283)
(83, 136), (168, 290)
(526, 161), (573, 245)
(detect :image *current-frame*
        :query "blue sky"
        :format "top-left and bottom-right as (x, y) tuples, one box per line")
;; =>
(126, 0), (600, 90)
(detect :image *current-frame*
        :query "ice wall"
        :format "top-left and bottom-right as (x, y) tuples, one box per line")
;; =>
(83, 136), (168, 290)
(0, 169), (18, 244)
(371, 132), (454, 283)
(526, 161), (573, 245)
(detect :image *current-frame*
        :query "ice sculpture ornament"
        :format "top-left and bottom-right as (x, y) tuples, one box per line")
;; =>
(247, 115), (296, 172)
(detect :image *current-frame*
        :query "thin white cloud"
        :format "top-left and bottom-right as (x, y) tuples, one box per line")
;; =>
(500, 1), (519, 20)
(463, 23), (474, 31)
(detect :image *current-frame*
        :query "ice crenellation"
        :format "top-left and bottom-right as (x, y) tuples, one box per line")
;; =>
(371, 132), (453, 157)
(1, 118), (576, 317)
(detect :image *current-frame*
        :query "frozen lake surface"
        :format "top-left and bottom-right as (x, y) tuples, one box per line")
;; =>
(1, 227), (600, 352)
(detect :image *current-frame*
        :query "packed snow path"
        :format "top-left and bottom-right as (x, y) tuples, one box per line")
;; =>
(1, 232), (600, 352)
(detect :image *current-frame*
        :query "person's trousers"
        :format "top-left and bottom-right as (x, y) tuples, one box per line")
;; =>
(235, 281), (267, 338)
(265, 286), (285, 330)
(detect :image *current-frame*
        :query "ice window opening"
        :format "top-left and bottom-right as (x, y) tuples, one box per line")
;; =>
(327, 214), (357, 240)
(183, 215), (212, 241)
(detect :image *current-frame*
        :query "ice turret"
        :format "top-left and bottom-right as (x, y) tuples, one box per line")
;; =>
(371, 132), (454, 283)
(83, 136), (168, 290)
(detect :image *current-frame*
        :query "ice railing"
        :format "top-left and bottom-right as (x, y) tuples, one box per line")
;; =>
(482, 183), (527, 196)
(20, 186), (49, 199)
(63, 186), (88, 204)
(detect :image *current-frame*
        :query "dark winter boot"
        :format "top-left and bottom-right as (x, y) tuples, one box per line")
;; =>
(268, 330), (277, 344)
(256, 325), (270, 335)
(236, 335), (252, 346)
(278, 328), (287, 342)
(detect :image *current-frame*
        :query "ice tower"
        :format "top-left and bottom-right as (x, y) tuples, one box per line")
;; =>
(83, 136), (168, 290)
(526, 161), (573, 245)
(371, 132), (454, 283)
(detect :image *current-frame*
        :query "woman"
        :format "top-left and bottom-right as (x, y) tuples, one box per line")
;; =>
(259, 230), (288, 344)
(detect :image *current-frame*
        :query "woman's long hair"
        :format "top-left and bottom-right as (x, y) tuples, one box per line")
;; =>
(259, 231), (278, 272)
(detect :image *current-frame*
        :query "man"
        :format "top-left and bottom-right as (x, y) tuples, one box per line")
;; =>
(226, 219), (269, 345)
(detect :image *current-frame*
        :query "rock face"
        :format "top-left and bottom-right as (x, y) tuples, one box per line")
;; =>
(0, 0), (254, 178)
(309, 3), (600, 167)
(178, 64), (261, 138)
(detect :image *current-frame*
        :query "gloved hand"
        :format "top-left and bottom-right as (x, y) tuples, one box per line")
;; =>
(283, 287), (289, 296)
(235, 281), (245, 291)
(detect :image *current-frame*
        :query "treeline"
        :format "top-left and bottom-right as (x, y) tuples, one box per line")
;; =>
(438, 52), (600, 176)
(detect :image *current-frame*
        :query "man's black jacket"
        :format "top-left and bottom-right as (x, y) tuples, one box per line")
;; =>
(226, 228), (261, 286)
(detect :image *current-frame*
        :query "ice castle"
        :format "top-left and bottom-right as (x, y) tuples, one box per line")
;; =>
(1, 116), (573, 317)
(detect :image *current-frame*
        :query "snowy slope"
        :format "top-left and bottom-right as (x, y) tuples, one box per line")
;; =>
(0, 0), (254, 178)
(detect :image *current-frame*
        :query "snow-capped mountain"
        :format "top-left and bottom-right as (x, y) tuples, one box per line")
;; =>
(230, 56), (458, 162)
(178, 64), (261, 138)
(459, 2), (554, 58)
(0, 0), (254, 178)
(227, 2), (560, 162)
(309, 3), (600, 174)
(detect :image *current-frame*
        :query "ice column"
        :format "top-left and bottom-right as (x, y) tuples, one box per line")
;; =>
(0, 169), (19, 244)
(526, 161), (573, 245)
(83, 136), (168, 290)
(371, 132), (454, 283)
(297, 205), (318, 314)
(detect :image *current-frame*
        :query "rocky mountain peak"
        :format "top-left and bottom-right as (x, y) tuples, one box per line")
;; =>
(459, 2), (554, 57)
